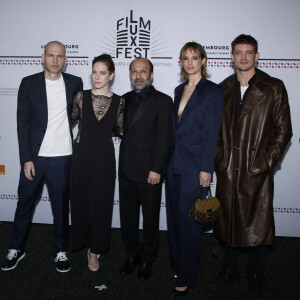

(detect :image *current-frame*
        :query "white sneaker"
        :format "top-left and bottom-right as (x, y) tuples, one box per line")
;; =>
(54, 251), (70, 273)
(1, 249), (25, 271)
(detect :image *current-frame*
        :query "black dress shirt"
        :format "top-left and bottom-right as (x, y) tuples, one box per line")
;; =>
(129, 87), (150, 124)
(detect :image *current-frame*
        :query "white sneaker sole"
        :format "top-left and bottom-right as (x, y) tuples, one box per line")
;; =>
(56, 266), (71, 273)
(1, 252), (26, 271)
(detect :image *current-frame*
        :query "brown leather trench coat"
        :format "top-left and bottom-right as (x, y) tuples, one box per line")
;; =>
(213, 69), (292, 247)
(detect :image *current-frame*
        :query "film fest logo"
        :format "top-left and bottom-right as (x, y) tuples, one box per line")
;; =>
(99, 10), (172, 62)
(116, 10), (150, 58)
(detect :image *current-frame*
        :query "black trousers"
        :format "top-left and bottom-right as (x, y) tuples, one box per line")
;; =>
(10, 156), (71, 254)
(119, 176), (162, 263)
(225, 245), (269, 278)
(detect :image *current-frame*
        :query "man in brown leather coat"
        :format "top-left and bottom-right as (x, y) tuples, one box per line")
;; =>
(213, 34), (292, 298)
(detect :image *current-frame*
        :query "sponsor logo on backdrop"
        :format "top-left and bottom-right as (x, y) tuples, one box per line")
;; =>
(0, 44), (88, 66)
(0, 194), (50, 201)
(0, 59), (42, 66)
(0, 88), (18, 96)
(0, 165), (5, 175)
(0, 58), (88, 66)
(99, 10), (173, 68)
(202, 45), (230, 56)
(0, 194), (168, 207)
(177, 59), (300, 69)
(258, 62), (300, 69)
(0, 194), (18, 200)
(274, 208), (299, 213)
(206, 60), (300, 69)
(1, 192), (296, 211)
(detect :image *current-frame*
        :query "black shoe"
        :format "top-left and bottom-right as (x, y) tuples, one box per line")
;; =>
(54, 252), (70, 273)
(120, 256), (139, 275)
(138, 262), (152, 280)
(210, 270), (239, 287)
(171, 287), (188, 298)
(248, 274), (269, 299)
(1, 249), (25, 271)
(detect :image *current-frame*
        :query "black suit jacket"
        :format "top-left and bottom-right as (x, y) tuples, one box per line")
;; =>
(17, 71), (83, 164)
(119, 85), (173, 182)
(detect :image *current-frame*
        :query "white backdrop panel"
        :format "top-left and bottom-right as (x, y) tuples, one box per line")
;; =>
(0, 0), (299, 236)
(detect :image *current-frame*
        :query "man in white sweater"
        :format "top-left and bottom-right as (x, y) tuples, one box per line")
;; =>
(1, 41), (83, 273)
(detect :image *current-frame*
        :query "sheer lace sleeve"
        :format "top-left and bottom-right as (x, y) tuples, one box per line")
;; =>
(114, 97), (125, 137)
(72, 91), (83, 143)
(72, 91), (83, 123)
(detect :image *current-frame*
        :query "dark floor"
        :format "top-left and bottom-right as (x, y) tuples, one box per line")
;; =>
(0, 222), (299, 300)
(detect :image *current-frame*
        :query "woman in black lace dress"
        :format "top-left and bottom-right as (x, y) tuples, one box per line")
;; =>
(70, 54), (123, 272)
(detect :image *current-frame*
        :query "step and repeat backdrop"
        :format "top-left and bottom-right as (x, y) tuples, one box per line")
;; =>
(0, 0), (299, 236)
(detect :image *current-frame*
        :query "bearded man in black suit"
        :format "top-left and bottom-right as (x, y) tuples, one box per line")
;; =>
(119, 57), (173, 279)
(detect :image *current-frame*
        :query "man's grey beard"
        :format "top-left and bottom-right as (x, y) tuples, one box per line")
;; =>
(131, 77), (151, 91)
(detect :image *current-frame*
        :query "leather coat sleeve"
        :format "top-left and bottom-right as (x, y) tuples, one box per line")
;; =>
(265, 81), (293, 168)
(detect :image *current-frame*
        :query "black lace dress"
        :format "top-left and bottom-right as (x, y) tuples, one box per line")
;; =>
(70, 90), (124, 254)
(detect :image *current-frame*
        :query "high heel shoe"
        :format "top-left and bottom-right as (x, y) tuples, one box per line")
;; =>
(87, 249), (100, 272)
(171, 287), (188, 298)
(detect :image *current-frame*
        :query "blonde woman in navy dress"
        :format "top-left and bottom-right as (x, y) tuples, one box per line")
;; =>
(70, 54), (123, 272)
(166, 42), (223, 297)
